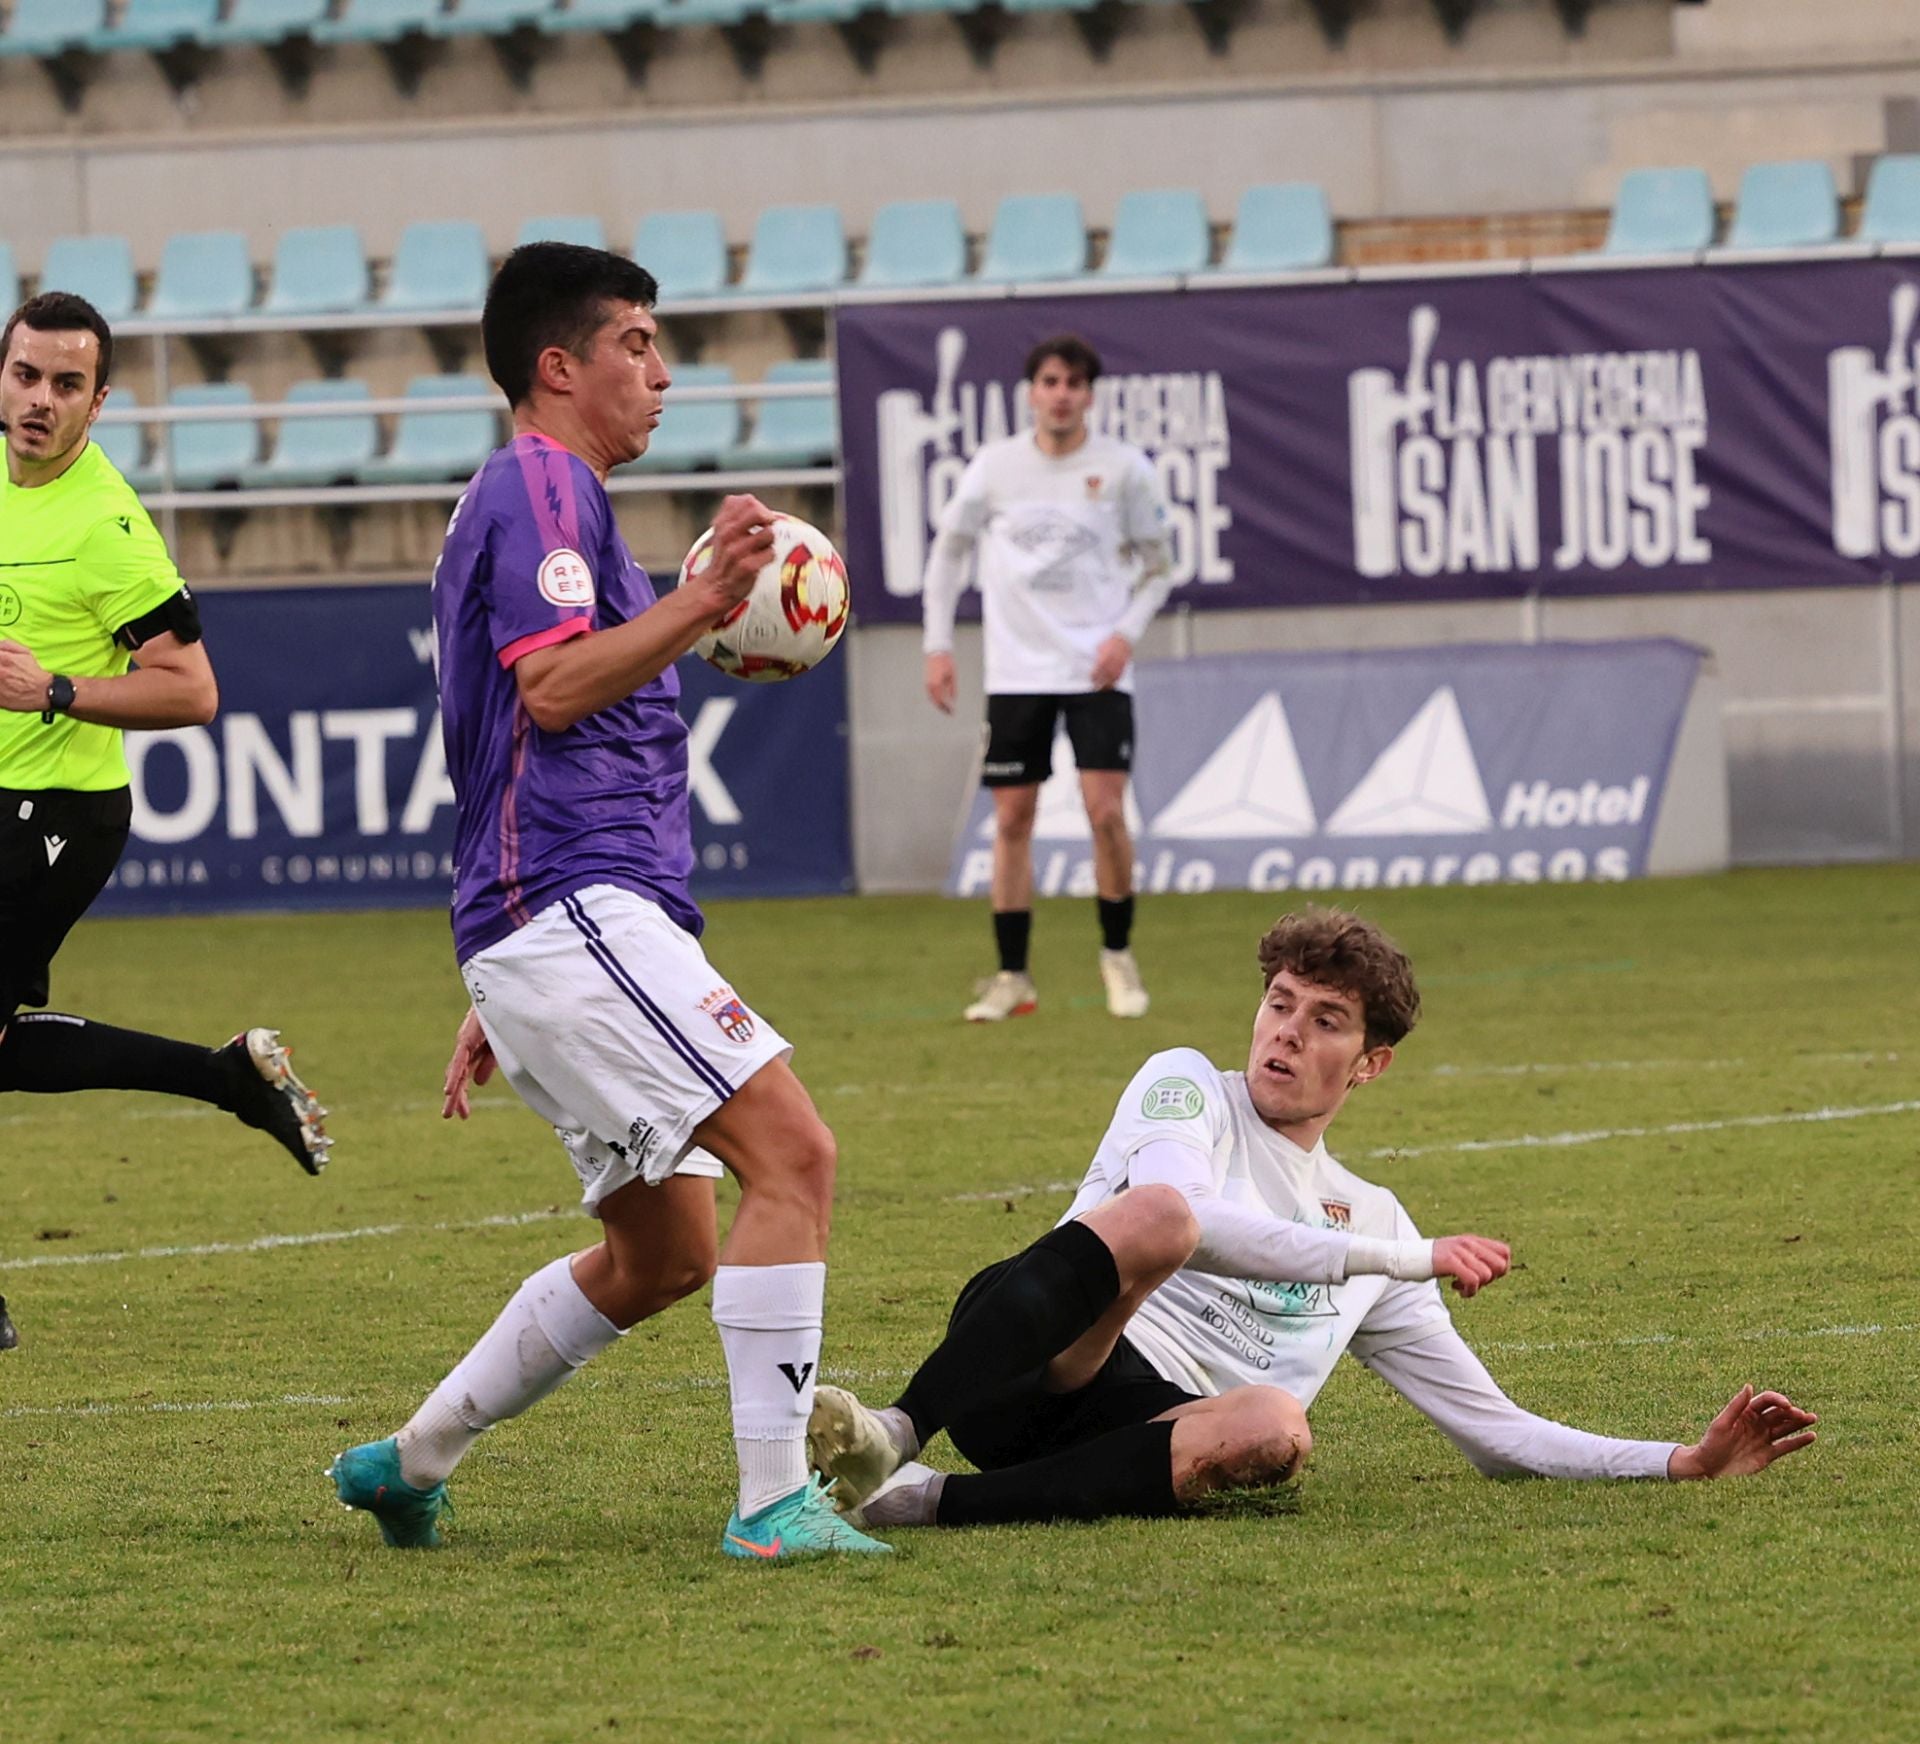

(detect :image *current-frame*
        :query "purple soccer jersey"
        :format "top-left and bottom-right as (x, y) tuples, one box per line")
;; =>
(432, 432), (700, 963)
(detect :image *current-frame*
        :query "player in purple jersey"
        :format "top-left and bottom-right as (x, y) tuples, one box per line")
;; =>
(330, 243), (888, 1559)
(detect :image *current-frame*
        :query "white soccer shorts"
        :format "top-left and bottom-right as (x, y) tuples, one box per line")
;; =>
(461, 883), (792, 1211)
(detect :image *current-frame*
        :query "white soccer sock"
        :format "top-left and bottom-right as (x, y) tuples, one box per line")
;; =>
(711, 1261), (826, 1517)
(396, 1254), (621, 1488)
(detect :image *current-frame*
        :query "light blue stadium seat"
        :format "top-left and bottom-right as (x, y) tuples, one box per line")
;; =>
(654, 0), (757, 23)
(977, 193), (1087, 283)
(382, 221), (490, 312)
(243, 379), (378, 488)
(39, 236), (139, 321)
(365, 374), (501, 484)
(428, 0), (558, 34)
(164, 383), (259, 491)
(94, 0), (219, 51)
(1212, 183), (1334, 273)
(313, 0), (442, 43)
(0, 0), (107, 56)
(1859, 154), (1920, 246)
(633, 211), (730, 302)
(859, 199), (967, 290)
(544, 0), (660, 25)
(205, 0), (331, 43)
(1101, 188), (1210, 277)
(736, 204), (846, 298)
(725, 360), (835, 470)
(1002, 0), (1100, 12)
(93, 391), (157, 492)
(626, 362), (738, 472)
(515, 215), (610, 251)
(0, 244), (18, 315)
(1726, 159), (1840, 251)
(886, 0), (972, 14)
(263, 225), (371, 316)
(1603, 167), (1716, 256)
(767, 0), (867, 21)
(147, 231), (255, 321)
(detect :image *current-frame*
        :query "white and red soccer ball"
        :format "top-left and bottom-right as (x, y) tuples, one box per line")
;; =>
(681, 513), (850, 683)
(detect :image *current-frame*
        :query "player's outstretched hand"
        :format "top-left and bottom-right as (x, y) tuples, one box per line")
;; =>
(0, 639), (53, 713)
(691, 494), (779, 622)
(441, 1005), (497, 1120)
(1668, 1385), (1818, 1480)
(1431, 1234), (1511, 1297)
(924, 652), (957, 713)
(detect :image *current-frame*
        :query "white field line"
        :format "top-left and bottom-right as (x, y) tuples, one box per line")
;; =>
(948, 1096), (1920, 1200)
(0, 1207), (574, 1274)
(4, 1392), (348, 1422)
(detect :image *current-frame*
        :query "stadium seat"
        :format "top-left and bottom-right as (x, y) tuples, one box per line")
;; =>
(857, 199), (968, 289)
(724, 360), (836, 470)
(1101, 188), (1211, 277)
(428, 0), (559, 34)
(0, 244), (18, 316)
(1858, 154), (1920, 246)
(766, 0), (868, 22)
(735, 205), (847, 298)
(977, 194), (1088, 284)
(364, 374), (500, 484)
(146, 231), (256, 321)
(1603, 167), (1717, 255)
(38, 236), (139, 322)
(515, 215), (610, 251)
(93, 391), (157, 492)
(632, 211), (730, 302)
(653, 0), (758, 23)
(1725, 159), (1840, 251)
(313, 0), (442, 43)
(163, 383), (260, 491)
(243, 379), (379, 489)
(1212, 182), (1335, 273)
(626, 363), (739, 472)
(205, 0), (331, 44)
(93, 0), (219, 51)
(381, 221), (490, 313)
(544, 0), (663, 27)
(0, 0), (107, 56)
(262, 225), (371, 316)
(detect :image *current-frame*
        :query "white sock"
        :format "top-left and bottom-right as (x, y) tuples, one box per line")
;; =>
(711, 1261), (826, 1517)
(396, 1254), (620, 1488)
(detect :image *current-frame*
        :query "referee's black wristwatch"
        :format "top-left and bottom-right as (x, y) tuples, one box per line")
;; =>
(41, 674), (76, 725)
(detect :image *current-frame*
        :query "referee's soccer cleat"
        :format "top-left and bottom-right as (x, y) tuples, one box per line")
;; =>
(220, 1027), (332, 1175)
(963, 970), (1038, 1023)
(721, 1476), (894, 1560)
(329, 1437), (449, 1549)
(0, 1296), (18, 1351)
(1099, 948), (1150, 1019)
(806, 1385), (909, 1513)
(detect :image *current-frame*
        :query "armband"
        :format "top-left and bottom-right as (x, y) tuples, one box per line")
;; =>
(114, 588), (203, 651)
(1343, 1237), (1436, 1282)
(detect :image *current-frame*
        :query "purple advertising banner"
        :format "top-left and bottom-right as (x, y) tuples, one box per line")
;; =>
(838, 258), (1920, 621)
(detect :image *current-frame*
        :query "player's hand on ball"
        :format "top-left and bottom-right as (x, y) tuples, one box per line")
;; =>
(1669, 1385), (1818, 1480)
(695, 495), (779, 622)
(0, 639), (52, 712)
(1431, 1234), (1511, 1297)
(441, 1005), (497, 1120)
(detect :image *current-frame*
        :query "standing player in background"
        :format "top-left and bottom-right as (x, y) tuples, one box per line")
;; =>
(923, 334), (1177, 1024)
(329, 244), (887, 1559)
(0, 293), (332, 1353)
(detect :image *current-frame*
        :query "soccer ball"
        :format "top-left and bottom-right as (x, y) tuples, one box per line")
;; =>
(683, 513), (850, 683)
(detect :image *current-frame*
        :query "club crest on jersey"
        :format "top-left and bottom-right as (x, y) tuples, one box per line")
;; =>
(700, 987), (756, 1044)
(1319, 1200), (1352, 1229)
(1142, 1077), (1204, 1120)
(1084, 475), (1104, 498)
(537, 548), (595, 608)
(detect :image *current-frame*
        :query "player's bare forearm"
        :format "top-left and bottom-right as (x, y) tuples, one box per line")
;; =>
(0, 634), (217, 727)
(514, 590), (721, 732)
(1665, 1386), (1818, 1480)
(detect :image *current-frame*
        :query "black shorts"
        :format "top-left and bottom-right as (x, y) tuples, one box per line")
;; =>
(0, 786), (131, 1027)
(981, 691), (1133, 789)
(943, 1251), (1200, 1472)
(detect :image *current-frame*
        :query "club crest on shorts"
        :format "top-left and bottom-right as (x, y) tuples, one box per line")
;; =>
(700, 987), (756, 1044)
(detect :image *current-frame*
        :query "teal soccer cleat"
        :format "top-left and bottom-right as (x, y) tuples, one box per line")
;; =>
(329, 1437), (449, 1549)
(721, 1477), (894, 1561)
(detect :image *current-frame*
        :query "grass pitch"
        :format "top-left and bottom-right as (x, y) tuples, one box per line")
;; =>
(3, 868), (1918, 1743)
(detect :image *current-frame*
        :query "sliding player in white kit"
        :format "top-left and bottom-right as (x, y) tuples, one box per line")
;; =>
(922, 335), (1177, 1024)
(809, 910), (1817, 1526)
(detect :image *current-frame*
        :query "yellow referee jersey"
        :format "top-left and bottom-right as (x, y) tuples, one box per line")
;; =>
(0, 439), (185, 792)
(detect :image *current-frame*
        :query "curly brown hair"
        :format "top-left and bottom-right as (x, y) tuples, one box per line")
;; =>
(1255, 908), (1420, 1050)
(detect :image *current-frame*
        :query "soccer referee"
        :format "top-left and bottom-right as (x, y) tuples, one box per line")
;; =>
(0, 293), (330, 1353)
